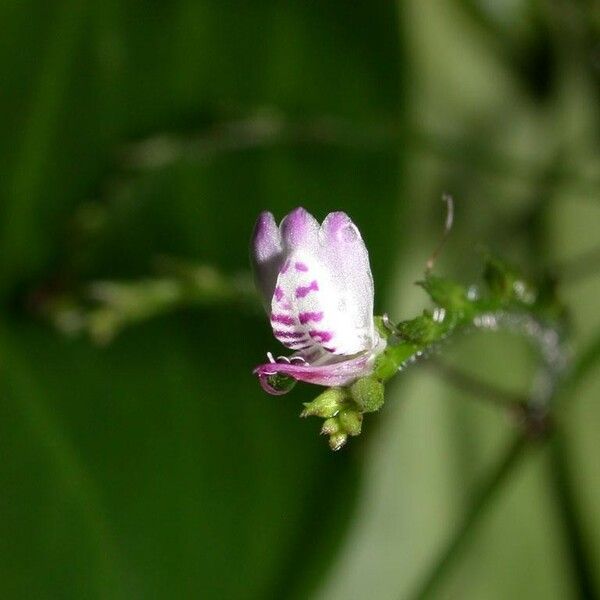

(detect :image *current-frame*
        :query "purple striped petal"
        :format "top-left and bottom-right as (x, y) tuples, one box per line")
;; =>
(254, 351), (374, 392)
(251, 207), (380, 391)
(298, 311), (323, 324)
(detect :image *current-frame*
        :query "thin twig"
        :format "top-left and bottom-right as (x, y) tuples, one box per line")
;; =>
(407, 434), (531, 600)
(425, 195), (454, 273)
(115, 115), (600, 194)
(548, 430), (598, 599)
(408, 329), (600, 600)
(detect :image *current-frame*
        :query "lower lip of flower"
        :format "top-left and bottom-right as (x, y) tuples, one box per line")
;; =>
(253, 342), (384, 395)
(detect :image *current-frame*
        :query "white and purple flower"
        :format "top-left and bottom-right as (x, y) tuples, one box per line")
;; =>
(251, 207), (385, 394)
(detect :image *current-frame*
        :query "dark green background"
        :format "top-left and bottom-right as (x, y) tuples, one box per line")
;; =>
(1, 1), (599, 599)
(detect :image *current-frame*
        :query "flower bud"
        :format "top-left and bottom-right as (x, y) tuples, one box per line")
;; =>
(350, 375), (384, 413)
(321, 417), (341, 436)
(301, 387), (347, 418)
(328, 433), (348, 451)
(338, 409), (362, 436)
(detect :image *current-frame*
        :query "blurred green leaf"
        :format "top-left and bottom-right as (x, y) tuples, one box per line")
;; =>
(0, 1), (404, 598)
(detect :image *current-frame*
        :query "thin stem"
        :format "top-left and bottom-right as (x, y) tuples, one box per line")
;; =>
(407, 434), (531, 600)
(425, 195), (454, 273)
(39, 259), (259, 344)
(525, 150), (600, 598)
(115, 115), (600, 193)
(548, 430), (598, 599)
(408, 329), (600, 600)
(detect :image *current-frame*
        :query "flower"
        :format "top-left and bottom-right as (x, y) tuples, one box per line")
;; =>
(251, 207), (385, 395)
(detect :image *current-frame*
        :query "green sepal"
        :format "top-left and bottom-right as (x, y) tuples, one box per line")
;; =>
(374, 315), (391, 340)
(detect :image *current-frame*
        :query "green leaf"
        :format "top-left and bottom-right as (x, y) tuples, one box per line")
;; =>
(0, 1), (405, 597)
(419, 275), (469, 312)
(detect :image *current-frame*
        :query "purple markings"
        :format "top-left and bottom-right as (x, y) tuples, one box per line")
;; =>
(295, 261), (309, 272)
(296, 280), (319, 298)
(309, 330), (333, 343)
(274, 286), (284, 301)
(280, 259), (291, 274)
(270, 313), (296, 326)
(273, 330), (307, 339)
(299, 311), (324, 324)
(323, 347), (336, 353)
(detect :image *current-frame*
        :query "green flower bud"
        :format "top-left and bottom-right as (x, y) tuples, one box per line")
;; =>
(301, 387), (347, 418)
(321, 417), (341, 436)
(328, 433), (348, 452)
(338, 409), (362, 436)
(350, 375), (384, 413)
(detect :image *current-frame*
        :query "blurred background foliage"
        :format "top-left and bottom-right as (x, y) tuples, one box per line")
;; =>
(0, 1), (599, 599)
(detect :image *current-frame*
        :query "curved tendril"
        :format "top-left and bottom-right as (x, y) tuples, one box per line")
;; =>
(426, 193), (455, 273)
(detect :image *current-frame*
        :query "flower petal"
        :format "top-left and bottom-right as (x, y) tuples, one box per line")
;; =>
(280, 206), (320, 250)
(312, 212), (375, 354)
(254, 351), (373, 392)
(250, 211), (284, 309)
(268, 207), (323, 352)
(268, 208), (376, 356)
(269, 248), (327, 352)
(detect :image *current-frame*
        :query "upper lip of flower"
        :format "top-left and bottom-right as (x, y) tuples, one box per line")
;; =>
(250, 207), (383, 393)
